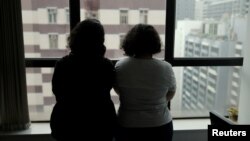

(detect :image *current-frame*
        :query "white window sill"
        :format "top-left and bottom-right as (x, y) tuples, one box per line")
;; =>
(0, 119), (210, 136)
(173, 119), (210, 130)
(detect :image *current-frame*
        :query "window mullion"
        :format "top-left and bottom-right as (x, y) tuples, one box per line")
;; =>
(165, 0), (176, 64)
(69, 0), (80, 31)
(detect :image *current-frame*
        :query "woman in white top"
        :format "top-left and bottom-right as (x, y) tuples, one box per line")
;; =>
(114, 24), (176, 141)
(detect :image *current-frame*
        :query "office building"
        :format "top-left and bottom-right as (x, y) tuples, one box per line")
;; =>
(181, 17), (247, 115)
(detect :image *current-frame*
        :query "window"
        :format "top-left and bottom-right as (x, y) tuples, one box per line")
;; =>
(171, 0), (245, 118)
(119, 33), (125, 48)
(120, 9), (128, 24)
(80, 0), (166, 59)
(49, 34), (58, 49)
(209, 23), (218, 35)
(21, 0), (69, 121)
(65, 8), (70, 24)
(48, 8), (57, 24)
(171, 66), (242, 118)
(21, 0), (245, 121)
(85, 11), (99, 19)
(140, 9), (148, 24)
(26, 68), (54, 120)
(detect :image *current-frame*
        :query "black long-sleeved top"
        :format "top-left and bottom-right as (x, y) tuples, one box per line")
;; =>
(50, 53), (116, 140)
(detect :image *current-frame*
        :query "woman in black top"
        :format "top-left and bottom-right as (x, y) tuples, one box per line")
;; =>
(50, 19), (117, 141)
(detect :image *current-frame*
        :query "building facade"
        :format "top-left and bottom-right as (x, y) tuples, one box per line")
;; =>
(181, 17), (247, 115)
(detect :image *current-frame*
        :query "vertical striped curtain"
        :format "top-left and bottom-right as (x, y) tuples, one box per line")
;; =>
(0, 0), (30, 131)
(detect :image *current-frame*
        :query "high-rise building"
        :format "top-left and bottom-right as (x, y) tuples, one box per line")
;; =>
(181, 17), (247, 115)
(175, 0), (249, 117)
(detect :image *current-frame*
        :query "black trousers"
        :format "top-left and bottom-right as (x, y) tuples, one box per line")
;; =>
(116, 121), (173, 141)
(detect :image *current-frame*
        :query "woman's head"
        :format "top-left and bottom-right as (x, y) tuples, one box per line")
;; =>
(121, 24), (162, 57)
(67, 19), (105, 57)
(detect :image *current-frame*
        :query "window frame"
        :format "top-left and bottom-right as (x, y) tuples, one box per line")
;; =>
(48, 33), (59, 49)
(65, 8), (70, 24)
(85, 10), (99, 19)
(24, 0), (244, 119)
(119, 33), (126, 49)
(26, 0), (243, 67)
(47, 7), (58, 24)
(139, 8), (148, 24)
(119, 8), (129, 24)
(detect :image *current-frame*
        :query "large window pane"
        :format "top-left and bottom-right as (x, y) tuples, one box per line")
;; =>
(171, 66), (242, 120)
(26, 68), (119, 121)
(80, 0), (166, 59)
(22, 0), (70, 121)
(22, 0), (246, 122)
(174, 0), (249, 58)
(21, 0), (70, 58)
(26, 68), (54, 121)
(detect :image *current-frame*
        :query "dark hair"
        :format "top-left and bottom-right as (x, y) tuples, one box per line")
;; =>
(67, 18), (105, 57)
(121, 24), (161, 57)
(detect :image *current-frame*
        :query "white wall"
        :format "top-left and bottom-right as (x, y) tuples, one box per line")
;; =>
(99, 10), (120, 24)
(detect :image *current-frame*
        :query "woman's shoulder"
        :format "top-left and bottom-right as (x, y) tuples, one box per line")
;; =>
(116, 57), (131, 64)
(56, 55), (71, 64)
(153, 58), (172, 66)
(150, 58), (174, 71)
(54, 55), (67, 65)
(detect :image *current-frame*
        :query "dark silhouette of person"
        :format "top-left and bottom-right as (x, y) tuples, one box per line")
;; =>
(114, 24), (176, 141)
(50, 19), (117, 141)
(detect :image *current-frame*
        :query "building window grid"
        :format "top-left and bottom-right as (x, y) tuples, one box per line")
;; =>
(208, 79), (216, 89)
(199, 79), (206, 87)
(201, 45), (209, 57)
(208, 73), (216, 82)
(194, 44), (201, 56)
(208, 72), (217, 81)
(190, 95), (197, 105)
(199, 84), (206, 92)
(192, 81), (199, 92)
(198, 94), (205, 104)
(193, 69), (199, 76)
